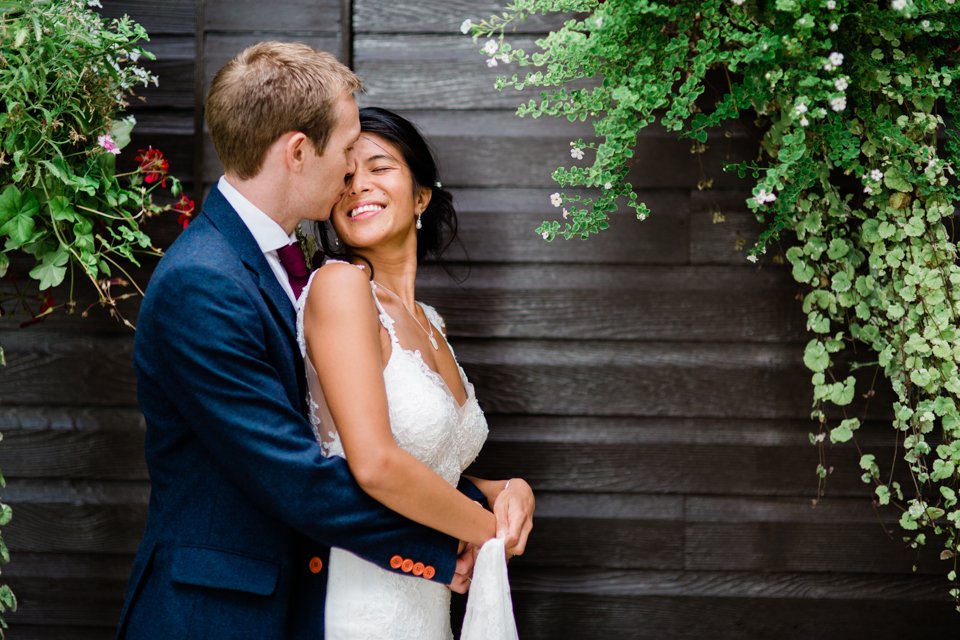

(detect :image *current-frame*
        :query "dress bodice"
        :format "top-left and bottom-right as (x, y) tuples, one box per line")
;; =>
(295, 267), (488, 486)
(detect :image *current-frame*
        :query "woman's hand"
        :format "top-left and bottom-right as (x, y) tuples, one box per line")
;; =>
(493, 478), (534, 558)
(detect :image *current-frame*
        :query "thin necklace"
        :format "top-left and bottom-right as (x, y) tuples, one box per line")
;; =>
(373, 280), (440, 351)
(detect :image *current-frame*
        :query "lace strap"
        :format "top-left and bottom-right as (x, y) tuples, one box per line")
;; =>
(417, 302), (446, 336)
(295, 269), (322, 358)
(370, 282), (400, 345)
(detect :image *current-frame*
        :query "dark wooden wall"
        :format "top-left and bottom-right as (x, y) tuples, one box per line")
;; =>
(0, 1), (956, 638)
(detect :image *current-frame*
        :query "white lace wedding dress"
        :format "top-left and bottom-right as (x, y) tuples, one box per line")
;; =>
(296, 267), (492, 640)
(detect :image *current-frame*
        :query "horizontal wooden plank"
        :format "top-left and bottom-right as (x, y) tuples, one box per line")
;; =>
(440, 187), (690, 264)
(508, 567), (951, 600)
(689, 190), (774, 266)
(518, 494), (683, 570)
(355, 0), (573, 34)
(418, 264), (806, 342)
(0, 421), (145, 481)
(0, 332), (136, 406)
(3, 627), (114, 640)
(471, 416), (904, 497)
(683, 496), (942, 574)
(126, 36), (195, 110)
(205, 0), (340, 33)
(99, 0), (196, 35)
(458, 340), (813, 419)
(0, 481), (146, 555)
(504, 576), (957, 640)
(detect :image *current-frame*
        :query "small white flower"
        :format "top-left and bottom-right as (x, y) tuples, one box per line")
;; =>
(746, 254), (759, 263)
(754, 188), (777, 204)
(604, 181), (613, 190)
(498, 53), (509, 63)
(826, 0), (836, 8)
(550, 192), (563, 207)
(637, 213), (648, 221)
(129, 50), (141, 63)
(800, 116), (810, 127)
(834, 77), (848, 91)
(486, 57), (498, 68)
(541, 231), (550, 240)
(594, 16), (603, 28)
(87, 0), (102, 7)
(562, 208), (570, 219)
(921, 19), (930, 29)
(731, 0), (745, 5)
(795, 102), (808, 114)
(483, 39), (498, 56)
(871, 169), (884, 181)
(830, 96), (847, 111)
(823, 63), (834, 72)
(864, 184), (873, 194)
(460, 19), (473, 34)
(829, 51), (844, 66)
(891, 0), (906, 9)
(829, 22), (839, 32)
(570, 147), (584, 160)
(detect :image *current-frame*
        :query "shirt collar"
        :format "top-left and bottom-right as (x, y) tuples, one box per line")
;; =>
(217, 176), (295, 253)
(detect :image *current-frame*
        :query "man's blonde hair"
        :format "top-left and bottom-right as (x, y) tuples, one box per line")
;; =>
(206, 42), (362, 179)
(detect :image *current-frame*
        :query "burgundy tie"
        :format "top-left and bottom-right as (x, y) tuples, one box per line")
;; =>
(276, 242), (310, 300)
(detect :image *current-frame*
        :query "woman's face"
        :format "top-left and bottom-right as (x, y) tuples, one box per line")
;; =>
(331, 132), (429, 252)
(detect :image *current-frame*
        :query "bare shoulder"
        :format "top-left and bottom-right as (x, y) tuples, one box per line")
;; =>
(304, 261), (373, 321)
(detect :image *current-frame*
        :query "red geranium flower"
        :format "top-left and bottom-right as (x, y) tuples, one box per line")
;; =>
(135, 146), (169, 187)
(174, 195), (195, 229)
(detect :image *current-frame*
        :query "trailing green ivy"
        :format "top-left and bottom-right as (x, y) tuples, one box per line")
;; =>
(467, 0), (960, 605)
(0, 0), (190, 338)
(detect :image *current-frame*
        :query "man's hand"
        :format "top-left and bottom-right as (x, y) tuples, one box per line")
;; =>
(494, 478), (534, 558)
(448, 542), (479, 594)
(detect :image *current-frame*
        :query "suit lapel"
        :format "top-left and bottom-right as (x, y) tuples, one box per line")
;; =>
(201, 187), (299, 348)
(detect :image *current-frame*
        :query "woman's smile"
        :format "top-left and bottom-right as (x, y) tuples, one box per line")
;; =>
(347, 201), (387, 220)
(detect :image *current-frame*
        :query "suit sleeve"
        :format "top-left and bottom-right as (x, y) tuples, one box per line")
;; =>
(136, 264), (461, 583)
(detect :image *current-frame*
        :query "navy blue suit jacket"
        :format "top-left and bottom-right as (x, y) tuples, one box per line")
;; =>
(117, 187), (480, 639)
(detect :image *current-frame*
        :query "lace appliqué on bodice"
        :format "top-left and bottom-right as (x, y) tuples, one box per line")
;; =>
(295, 265), (489, 640)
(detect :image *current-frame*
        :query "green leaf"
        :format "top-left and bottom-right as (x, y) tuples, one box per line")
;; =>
(803, 340), (829, 372)
(830, 418), (860, 444)
(48, 196), (77, 222)
(111, 115), (136, 150)
(0, 185), (39, 247)
(900, 511), (919, 531)
(883, 169), (913, 193)
(0, 503), (10, 527)
(28, 247), (69, 290)
(0, 584), (15, 612)
(876, 485), (890, 505)
(0, 252), (8, 278)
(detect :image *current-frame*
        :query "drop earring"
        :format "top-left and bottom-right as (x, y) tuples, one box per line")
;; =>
(415, 213), (422, 230)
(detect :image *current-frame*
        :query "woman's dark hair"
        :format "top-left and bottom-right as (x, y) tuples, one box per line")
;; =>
(317, 107), (460, 266)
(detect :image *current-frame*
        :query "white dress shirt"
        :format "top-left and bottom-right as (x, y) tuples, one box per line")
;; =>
(218, 176), (299, 307)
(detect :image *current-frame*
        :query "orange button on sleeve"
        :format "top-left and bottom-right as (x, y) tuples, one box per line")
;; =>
(390, 555), (404, 570)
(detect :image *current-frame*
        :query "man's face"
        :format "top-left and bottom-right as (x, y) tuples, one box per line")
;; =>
(299, 91), (361, 222)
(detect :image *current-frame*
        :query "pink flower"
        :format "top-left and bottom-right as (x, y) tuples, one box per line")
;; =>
(97, 134), (121, 155)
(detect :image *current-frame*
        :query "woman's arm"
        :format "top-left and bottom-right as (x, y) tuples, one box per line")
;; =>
(304, 263), (496, 548)
(464, 476), (535, 557)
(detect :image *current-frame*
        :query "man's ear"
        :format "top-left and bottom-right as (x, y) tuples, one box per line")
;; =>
(414, 186), (432, 213)
(285, 132), (311, 173)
